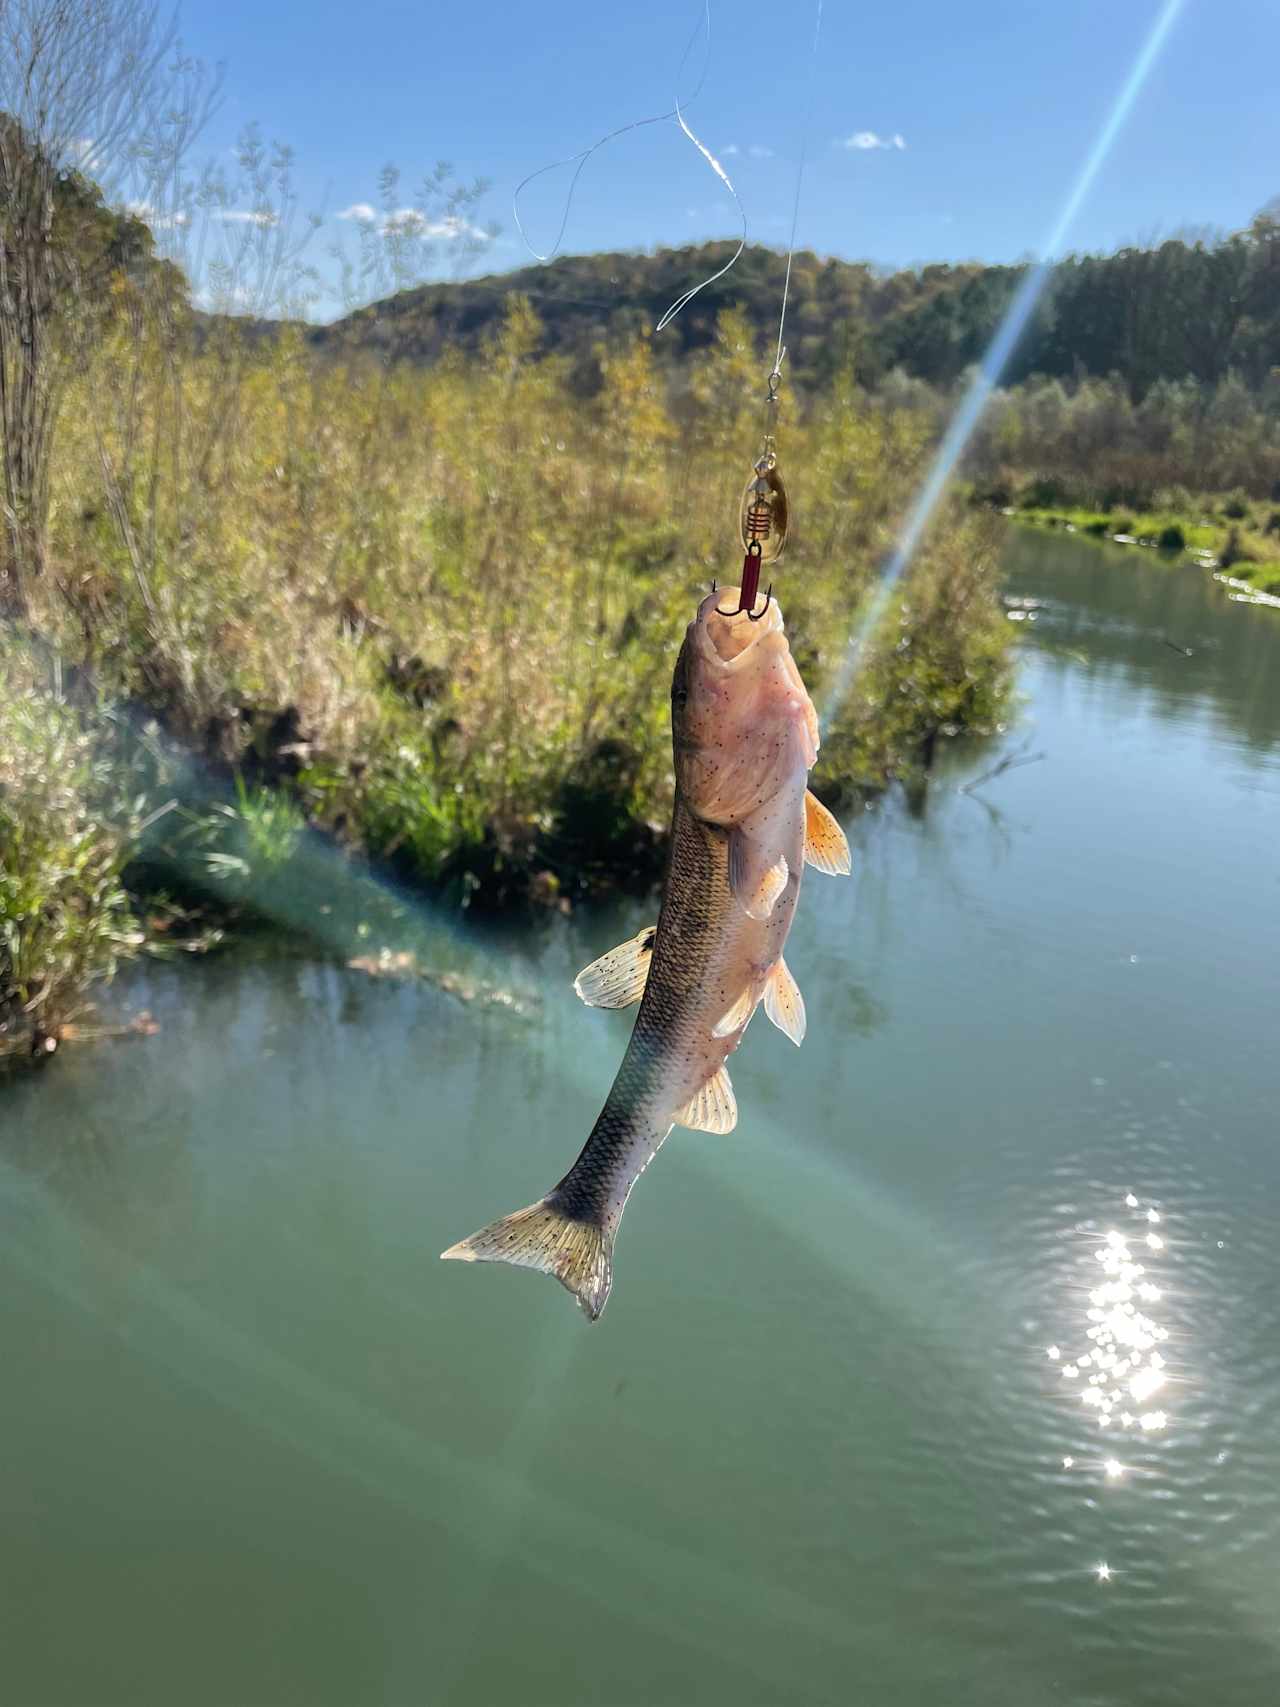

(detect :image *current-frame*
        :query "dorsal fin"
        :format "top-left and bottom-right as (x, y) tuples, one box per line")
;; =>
(573, 926), (656, 1008)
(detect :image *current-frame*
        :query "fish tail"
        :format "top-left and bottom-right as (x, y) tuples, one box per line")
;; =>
(441, 1194), (613, 1320)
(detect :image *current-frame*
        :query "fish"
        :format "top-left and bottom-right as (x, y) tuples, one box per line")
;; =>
(441, 583), (850, 1319)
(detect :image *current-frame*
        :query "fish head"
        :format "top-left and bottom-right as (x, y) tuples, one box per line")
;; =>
(672, 587), (820, 826)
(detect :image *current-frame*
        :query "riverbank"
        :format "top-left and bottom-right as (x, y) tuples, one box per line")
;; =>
(0, 310), (1012, 1058)
(973, 482), (1280, 594)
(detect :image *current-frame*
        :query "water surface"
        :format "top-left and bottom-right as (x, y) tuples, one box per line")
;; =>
(3, 530), (1278, 1706)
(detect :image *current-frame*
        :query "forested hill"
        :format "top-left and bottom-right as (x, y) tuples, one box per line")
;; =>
(310, 211), (1280, 398)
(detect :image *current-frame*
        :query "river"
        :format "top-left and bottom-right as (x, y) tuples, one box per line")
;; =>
(2, 529), (1278, 1706)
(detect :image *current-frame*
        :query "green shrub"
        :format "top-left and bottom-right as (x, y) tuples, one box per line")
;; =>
(1157, 524), (1186, 551)
(1019, 477), (1062, 509)
(0, 663), (140, 1050)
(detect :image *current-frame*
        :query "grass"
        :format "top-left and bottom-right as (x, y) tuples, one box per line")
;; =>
(1, 301), (1014, 1055)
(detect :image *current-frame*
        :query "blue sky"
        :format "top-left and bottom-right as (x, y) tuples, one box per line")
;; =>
(173, 0), (1275, 307)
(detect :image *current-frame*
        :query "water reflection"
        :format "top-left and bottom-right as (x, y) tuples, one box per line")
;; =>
(1048, 1196), (1175, 1457)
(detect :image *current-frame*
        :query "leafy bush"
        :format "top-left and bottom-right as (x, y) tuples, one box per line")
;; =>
(0, 659), (141, 1050)
(1157, 524), (1186, 551)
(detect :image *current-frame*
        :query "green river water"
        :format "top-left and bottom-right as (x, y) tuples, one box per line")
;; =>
(2, 529), (1278, 1706)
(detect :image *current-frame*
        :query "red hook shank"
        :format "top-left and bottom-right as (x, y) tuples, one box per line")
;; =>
(737, 545), (761, 614)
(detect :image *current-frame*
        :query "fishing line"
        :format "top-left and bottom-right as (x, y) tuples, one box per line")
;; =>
(698, 0), (824, 621)
(768, 0), (824, 383)
(653, 90), (746, 332)
(659, 0), (825, 342)
(511, 1), (715, 267)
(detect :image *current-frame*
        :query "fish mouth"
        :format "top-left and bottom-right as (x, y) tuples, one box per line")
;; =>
(694, 586), (783, 664)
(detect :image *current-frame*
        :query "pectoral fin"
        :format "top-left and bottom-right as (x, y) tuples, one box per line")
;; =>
(763, 957), (806, 1046)
(574, 927), (656, 1008)
(804, 791), (851, 876)
(675, 1063), (738, 1134)
(728, 829), (789, 920)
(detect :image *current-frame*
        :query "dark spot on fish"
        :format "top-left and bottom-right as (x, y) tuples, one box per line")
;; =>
(641, 930), (656, 953)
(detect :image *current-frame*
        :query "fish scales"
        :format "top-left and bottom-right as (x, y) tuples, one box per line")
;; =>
(552, 800), (736, 1229)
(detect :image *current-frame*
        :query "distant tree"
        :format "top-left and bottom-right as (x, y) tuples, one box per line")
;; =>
(0, 0), (199, 618)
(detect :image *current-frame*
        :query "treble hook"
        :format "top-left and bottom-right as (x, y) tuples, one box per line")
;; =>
(716, 539), (772, 619)
(714, 583), (773, 620)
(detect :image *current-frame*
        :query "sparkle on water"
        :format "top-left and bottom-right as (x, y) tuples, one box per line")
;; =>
(1045, 1192), (1179, 1579)
(1048, 1201), (1173, 1441)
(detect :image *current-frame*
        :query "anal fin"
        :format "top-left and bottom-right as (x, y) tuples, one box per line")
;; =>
(675, 1063), (738, 1134)
(804, 790), (851, 876)
(574, 926), (656, 1008)
(763, 957), (806, 1046)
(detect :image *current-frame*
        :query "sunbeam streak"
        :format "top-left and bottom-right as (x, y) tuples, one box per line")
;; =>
(820, 0), (1186, 734)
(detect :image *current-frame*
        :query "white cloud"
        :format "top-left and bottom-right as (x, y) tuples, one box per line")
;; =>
(337, 204), (491, 243)
(748, 144), (774, 159)
(217, 209), (279, 227)
(125, 199), (189, 230)
(840, 130), (907, 151)
(721, 143), (740, 157)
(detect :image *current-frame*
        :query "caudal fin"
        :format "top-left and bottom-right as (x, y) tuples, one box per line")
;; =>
(441, 1197), (613, 1320)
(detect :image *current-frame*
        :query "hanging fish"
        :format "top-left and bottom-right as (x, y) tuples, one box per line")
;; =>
(441, 582), (850, 1319)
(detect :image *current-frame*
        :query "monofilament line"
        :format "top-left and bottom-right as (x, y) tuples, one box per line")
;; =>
(770, 0), (825, 385)
(512, 2), (714, 266)
(654, 84), (746, 332)
(657, 0), (827, 346)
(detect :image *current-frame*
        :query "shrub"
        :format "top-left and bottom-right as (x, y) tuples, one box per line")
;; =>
(0, 660), (140, 1051)
(1220, 525), (1255, 569)
(1157, 524), (1186, 551)
(1019, 477), (1062, 509)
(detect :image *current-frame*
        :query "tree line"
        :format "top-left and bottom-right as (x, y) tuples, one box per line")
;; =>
(311, 215), (1280, 401)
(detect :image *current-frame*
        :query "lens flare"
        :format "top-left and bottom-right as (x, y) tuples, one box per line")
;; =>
(820, 0), (1186, 734)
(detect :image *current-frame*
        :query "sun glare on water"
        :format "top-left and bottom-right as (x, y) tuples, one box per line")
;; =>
(1043, 1193), (1181, 1583)
(1050, 1210), (1173, 1438)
